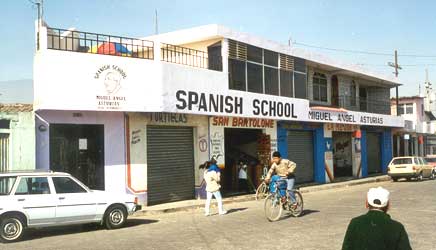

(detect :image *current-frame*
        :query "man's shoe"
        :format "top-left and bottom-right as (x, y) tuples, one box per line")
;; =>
(219, 210), (227, 215)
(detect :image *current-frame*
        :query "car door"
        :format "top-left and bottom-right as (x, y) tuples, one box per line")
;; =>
(420, 158), (432, 177)
(13, 176), (57, 226)
(51, 176), (98, 224)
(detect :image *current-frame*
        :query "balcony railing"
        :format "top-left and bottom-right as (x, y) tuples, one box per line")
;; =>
(46, 28), (154, 59)
(161, 43), (209, 69)
(331, 95), (391, 115)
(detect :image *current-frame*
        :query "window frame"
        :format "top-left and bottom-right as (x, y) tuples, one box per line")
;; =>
(51, 176), (89, 194)
(312, 72), (328, 102)
(14, 176), (51, 195)
(405, 103), (414, 114)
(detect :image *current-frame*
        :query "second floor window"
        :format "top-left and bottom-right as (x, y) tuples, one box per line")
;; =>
(405, 103), (413, 114)
(312, 72), (327, 102)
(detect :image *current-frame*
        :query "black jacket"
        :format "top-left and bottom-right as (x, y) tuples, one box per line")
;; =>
(342, 210), (412, 250)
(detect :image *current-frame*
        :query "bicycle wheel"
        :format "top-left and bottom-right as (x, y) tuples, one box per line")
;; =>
(264, 193), (282, 222)
(290, 191), (304, 217)
(255, 182), (268, 201)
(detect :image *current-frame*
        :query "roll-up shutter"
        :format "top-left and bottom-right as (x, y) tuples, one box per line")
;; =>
(367, 132), (382, 174)
(147, 126), (194, 205)
(287, 130), (314, 183)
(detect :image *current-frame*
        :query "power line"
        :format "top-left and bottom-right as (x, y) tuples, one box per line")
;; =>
(294, 42), (436, 58)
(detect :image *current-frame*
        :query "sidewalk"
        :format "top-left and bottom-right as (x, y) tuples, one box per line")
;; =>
(133, 175), (391, 217)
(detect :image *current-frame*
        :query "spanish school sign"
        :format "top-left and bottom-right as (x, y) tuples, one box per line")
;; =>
(172, 89), (308, 121)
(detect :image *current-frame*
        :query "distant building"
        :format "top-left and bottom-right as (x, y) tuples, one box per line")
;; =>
(391, 96), (436, 156)
(0, 104), (35, 171)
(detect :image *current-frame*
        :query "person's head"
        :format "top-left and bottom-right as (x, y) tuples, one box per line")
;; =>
(272, 151), (281, 164)
(366, 187), (390, 213)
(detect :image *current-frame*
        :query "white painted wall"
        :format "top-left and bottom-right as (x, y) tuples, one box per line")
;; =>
(35, 110), (126, 193)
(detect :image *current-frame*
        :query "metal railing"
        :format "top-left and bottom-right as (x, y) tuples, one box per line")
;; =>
(161, 43), (208, 69)
(46, 28), (154, 59)
(331, 95), (391, 115)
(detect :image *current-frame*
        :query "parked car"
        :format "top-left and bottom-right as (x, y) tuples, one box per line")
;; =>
(424, 155), (436, 171)
(0, 171), (141, 243)
(387, 156), (435, 182)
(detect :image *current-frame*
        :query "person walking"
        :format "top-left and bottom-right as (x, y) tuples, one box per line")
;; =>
(204, 160), (227, 216)
(342, 187), (412, 250)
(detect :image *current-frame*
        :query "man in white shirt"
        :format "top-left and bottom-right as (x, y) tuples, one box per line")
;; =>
(238, 161), (248, 193)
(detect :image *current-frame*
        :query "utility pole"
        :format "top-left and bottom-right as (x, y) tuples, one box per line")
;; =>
(154, 9), (159, 35)
(388, 50), (402, 116)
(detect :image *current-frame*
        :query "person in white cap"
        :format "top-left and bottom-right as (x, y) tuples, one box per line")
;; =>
(342, 187), (411, 250)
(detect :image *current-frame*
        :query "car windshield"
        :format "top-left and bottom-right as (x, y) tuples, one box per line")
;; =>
(0, 177), (17, 195)
(391, 158), (413, 165)
(425, 158), (436, 163)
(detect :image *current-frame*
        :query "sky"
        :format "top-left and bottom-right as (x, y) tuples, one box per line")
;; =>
(1, 0), (436, 103)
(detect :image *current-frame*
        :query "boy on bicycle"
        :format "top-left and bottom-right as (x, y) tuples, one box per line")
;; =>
(265, 151), (297, 205)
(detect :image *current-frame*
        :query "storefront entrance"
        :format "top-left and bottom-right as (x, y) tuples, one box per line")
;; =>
(49, 124), (105, 190)
(367, 132), (382, 175)
(333, 132), (353, 177)
(223, 128), (262, 195)
(146, 126), (195, 205)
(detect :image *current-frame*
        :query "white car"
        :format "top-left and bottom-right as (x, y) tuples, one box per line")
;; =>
(0, 171), (141, 243)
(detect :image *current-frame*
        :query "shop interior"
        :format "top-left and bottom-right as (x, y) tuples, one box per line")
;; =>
(332, 132), (353, 178)
(223, 128), (269, 196)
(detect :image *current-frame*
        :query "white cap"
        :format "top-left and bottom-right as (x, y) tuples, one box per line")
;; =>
(367, 187), (390, 208)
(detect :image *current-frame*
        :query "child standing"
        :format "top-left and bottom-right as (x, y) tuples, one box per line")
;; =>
(204, 160), (227, 216)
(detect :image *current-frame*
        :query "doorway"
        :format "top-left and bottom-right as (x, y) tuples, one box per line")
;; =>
(50, 124), (105, 190)
(333, 132), (353, 177)
(223, 128), (262, 195)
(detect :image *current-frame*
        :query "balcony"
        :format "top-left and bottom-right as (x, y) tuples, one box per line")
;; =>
(331, 95), (391, 115)
(45, 28), (221, 71)
(46, 28), (154, 59)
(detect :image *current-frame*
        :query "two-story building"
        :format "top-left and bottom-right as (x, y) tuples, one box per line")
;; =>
(391, 96), (436, 156)
(33, 23), (403, 205)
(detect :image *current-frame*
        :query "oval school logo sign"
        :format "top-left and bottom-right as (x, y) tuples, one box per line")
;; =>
(94, 65), (127, 110)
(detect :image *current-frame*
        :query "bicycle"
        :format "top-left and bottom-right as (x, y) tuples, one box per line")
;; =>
(264, 179), (304, 222)
(255, 177), (269, 201)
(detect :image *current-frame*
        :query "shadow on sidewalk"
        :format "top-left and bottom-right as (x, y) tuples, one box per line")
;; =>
(227, 208), (248, 214)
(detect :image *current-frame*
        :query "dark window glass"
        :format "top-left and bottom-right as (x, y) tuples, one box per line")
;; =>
(405, 103), (413, 114)
(294, 73), (307, 99)
(398, 106), (404, 115)
(247, 45), (262, 63)
(0, 120), (10, 129)
(294, 57), (306, 73)
(0, 177), (16, 195)
(264, 66), (279, 95)
(52, 177), (87, 194)
(351, 81), (357, 106)
(264, 49), (278, 67)
(229, 59), (246, 91)
(280, 70), (293, 97)
(391, 158), (412, 165)
(15, 177), (50, 195)
(208, 42), (222, 71)
(312, 72), (327, 102)
(247, 63), (263, 93)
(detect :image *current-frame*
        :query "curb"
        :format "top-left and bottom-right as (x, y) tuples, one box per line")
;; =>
(132, 175), (391, 217)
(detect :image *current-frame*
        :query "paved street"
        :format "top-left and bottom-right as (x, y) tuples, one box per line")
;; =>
(2, 179), (436, 250)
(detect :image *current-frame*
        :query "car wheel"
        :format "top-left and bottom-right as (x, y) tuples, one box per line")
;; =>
(430, 171), (435, 180)
(417, 172), (423, 182)
(104, 205), (127, 230)
(392, 177), (398, 182)
(0, 216), (25, 243)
